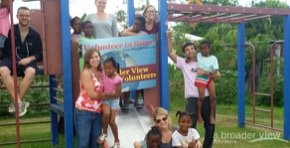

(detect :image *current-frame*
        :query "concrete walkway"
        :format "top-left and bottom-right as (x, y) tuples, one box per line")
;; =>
(105, 107), (154, 148)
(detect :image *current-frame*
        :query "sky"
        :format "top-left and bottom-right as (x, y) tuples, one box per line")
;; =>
(11, 0), (290, 22)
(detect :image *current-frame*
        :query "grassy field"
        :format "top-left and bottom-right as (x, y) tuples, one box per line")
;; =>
(0, 103), (289, 148)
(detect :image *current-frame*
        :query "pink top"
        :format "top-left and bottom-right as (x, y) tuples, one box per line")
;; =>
(176, 56), (209, 98)
(0, 8), (10, 37)
(75, 70), (103, 113)
(103, 72), (123, 96)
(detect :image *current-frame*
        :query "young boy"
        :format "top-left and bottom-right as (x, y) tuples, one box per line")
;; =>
(78, 20), (95, 70)
(121, 14), (146, 107)
(196, 41), (219, 124)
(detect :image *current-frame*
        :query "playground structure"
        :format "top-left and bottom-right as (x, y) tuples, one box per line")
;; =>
(2, 0), (290, 147)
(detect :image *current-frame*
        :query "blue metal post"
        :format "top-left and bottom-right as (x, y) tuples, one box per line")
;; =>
(283, 15), (290, 140)
(60, 0), (74, 147)
(237, 23), (245, 128)
(49, 75), (58, 145)
(158, 1), (169, 110)
(127, 0), (135, 26)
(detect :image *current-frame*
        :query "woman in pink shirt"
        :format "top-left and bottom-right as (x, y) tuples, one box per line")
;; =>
(74, 48), (103, 148)
(0, 0), (11, 58)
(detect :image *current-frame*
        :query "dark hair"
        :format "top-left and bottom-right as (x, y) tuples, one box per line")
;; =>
(176, 111), (193, 121)
(17, 6), (30, 14)
(145, 126), (161, 144)
(182, 42), (196, 53)
(200, 40), (211, 48)
(82, 20), (93, 29)
(70, 16), (81, 27)
(103, 57), (120, 73)
(83, 48), (102, 71)
(135, 14), (146, 27)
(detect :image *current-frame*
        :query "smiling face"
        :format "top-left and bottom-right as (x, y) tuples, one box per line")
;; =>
(17, 8), (31, 27)
(144, 6), (156, 22)
(104, 61), (116, 78)
(89, 51), (101, 68)
(83, 22), (94, 37)
(184, 45), (196, 59)
(95, 0), (107, 12)
(154, 115), (169, 130)
(178, 115), (192, 133)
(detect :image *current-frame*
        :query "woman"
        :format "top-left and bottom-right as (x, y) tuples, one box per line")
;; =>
(85, 0), (118, 38)
(74, 48), (103, 148)
(122, 5), (158, 36)
(134, 107), (175, 148)
(142, 5), (158, 34)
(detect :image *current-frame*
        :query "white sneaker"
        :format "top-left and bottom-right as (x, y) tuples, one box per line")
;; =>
(8, 103), (15, 113)
(19, 101), (30, 117)
(97, 133), (107, 144)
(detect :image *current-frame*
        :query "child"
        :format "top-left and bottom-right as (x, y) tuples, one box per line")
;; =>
(172, 111), (202, 148)
(195, 41), (219, 124)
(0, 0), (11, 59)
(135, 126), (162, 148)
(78, 21), (95, 70)
(121, 14), (146, 107)
(70, 16), (82, 43)
(97, 57), (123, 148)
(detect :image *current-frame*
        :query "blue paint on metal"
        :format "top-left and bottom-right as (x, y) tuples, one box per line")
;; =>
(60, 0), (74, 147)
(158, 1), (169, 110)
(283, 15), (290, 140)
(237, 23), (245, 128)
(49, 75), (58, 145)
(127, 0), (135, 26)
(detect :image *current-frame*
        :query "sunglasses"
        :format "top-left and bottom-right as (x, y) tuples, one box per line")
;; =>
(155, 116), (168, 123)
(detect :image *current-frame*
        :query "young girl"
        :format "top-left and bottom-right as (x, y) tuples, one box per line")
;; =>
(71, 16), (82, 43)
(78, 21), (95, 70)
(97, 57), (122, 148)
(172, 111), (202, 148)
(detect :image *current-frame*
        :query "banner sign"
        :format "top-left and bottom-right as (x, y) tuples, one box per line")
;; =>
(80, 35), (157, 91)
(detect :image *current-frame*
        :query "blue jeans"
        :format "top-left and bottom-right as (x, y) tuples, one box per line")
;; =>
(74, 108), (102, 148)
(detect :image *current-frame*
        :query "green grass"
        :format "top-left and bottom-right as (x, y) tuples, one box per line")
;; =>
(0, 103), (288, 147)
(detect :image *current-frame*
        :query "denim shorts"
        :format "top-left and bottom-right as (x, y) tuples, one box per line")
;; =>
(74, 108), (102, 148)
(0, 35), (6, 48)
(102, 98), (120, 110)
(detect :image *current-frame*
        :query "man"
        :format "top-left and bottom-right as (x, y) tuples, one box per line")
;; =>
(0, 7), (43, 117)
(167, 30), (215, 148)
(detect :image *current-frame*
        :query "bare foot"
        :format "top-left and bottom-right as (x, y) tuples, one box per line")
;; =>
(197, 116), (204, 124)
(210, 116), (215, 124)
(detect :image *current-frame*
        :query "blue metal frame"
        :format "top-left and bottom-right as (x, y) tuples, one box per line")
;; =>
(60, 0), (74, 147)
(127, 0), (135, 26)
(283, 15), (290, 140)
(49, 75), (58, 145)
(158, 1), (169, 110)
(237, 23), (245, 128)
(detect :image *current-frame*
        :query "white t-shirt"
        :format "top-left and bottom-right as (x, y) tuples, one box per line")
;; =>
(176, 56), (209, 98)
(172, 128), (200, 148)
(197, 52), (219, 72)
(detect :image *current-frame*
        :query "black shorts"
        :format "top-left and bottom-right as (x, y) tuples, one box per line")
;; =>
(0, 58), (38, 77)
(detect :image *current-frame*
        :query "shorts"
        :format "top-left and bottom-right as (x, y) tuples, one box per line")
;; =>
(0, 58), (38, 77)
(102, 98), (120, 110)
(0, 35), (6, 48)
(195, 75), (211, 88)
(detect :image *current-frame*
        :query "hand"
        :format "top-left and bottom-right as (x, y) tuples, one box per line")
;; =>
(166, 29), (172, 38)
(188, 140), (202, 148)
(18, 57), (32, 66)
(197, 69), (208, 76)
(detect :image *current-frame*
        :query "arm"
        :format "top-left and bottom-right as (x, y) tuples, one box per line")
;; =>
(111, 14), (118, 37)
(80, 69), (102, 99)
(121, 27), (138, 36)
(102, 82), (121, 99)
(166, 30), (177, 63)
